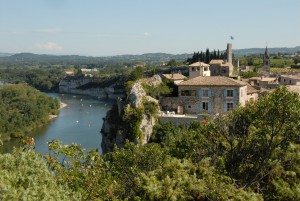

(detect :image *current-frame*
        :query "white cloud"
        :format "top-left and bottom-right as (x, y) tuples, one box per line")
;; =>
(35, 42), (63, 51)
(143, 32), (150, 37)
(36, 28), (62, 33)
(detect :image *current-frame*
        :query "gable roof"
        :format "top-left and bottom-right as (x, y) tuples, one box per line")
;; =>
(246, 85), (259, 94)
(177, 76), (247, 87)
(162, 73), (187, 80)
(209, 59), (224, 65)
(189, 62), (210, 67)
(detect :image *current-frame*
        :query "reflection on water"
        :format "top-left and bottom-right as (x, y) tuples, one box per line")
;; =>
(0, 93), (113, 154)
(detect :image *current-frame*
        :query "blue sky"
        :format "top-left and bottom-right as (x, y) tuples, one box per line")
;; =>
(0, 0), (299, 56)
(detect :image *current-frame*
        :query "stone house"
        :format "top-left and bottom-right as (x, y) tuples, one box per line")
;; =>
(209, 59), (234, 77)
(248, 76), (277, 87)
(160, 76), (251, 115)
(161, 73), (187, 84)
(279, 74), (300, 85)
(188, 62), (210, 79)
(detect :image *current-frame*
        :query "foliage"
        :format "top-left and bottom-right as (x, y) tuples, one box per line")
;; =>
(3, 86), (300, 200)
(0, 149), (80, 200)
(0, 67), (65, 92)
(46, 140), (113, 200)
(187, 49), (225, 64)
(239, 57), (294, 68)
(122, 104), (144, 142)
(143, 99), (159, 119)
(151, 87), (300, 200)
(0, 84), (59, 142)
(138, 158), (262, 200)
(128, 67), (144, 82)
(240, 71), (259, 78)
(142, 82), (173, 99)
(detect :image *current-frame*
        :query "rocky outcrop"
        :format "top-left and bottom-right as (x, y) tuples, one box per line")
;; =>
(59, 75), (125, 100)
(101, 75), (162, 153)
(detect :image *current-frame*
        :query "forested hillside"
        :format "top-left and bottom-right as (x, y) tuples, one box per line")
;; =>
(0, 84), (59, 142)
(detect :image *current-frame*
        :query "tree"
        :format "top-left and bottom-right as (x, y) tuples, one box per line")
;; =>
(214, 87), (300, 192)
(0, 148), (80, 200)
(128, 67), (144, 81)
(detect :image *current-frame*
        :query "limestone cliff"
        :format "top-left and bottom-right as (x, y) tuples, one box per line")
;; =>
(101, 75), (162, 153)
(59, 75), (125, 100)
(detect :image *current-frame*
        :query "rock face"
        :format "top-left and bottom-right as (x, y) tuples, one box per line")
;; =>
(59, 76), (125, 100)
(101, 75), (162, 153)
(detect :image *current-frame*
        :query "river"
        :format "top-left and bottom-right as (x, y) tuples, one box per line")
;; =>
(0, 93), (113, 154)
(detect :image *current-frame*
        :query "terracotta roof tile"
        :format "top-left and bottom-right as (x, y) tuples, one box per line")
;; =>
(162, 73), (187, 80)
(189, 62), (210, 67)
(209, 59), (224, 65)
(177, 76), (247, 86)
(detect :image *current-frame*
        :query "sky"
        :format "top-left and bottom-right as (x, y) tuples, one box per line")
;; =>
(0, 0), (300, 56)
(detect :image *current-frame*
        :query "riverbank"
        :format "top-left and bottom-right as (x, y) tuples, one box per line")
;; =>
(49, 102), (67, 120)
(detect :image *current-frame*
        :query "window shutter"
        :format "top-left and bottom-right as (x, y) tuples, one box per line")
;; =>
(224, 102), (227, 112)
(223, 89), (227, 97)
(208, 89), (212, 97)
(208, 102), (212, 113)
(233, 102), (236, 109)
(233, 89), (238, 98)
(200, 102), (203, 113)
(199, 88), (202, 97)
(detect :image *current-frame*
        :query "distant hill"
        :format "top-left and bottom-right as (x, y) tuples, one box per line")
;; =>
(0, 52), (13, 57)
(233, 46), (300, 57)
(0, 46), (299, 66)
(0, 52), (192, 67)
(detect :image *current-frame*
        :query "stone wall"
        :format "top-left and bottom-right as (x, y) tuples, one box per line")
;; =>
(162, 85), (245, 115)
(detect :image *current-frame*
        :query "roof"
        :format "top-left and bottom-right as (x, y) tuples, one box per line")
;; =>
(162, 73), (187, 80)
(247, 85), (259, 94)
(280, 74), (300, 80)
(249, 77), (277, 82)
(177, 76), (248, 87)
(209, 59), (223, 65)
(189, 62), (210, 67)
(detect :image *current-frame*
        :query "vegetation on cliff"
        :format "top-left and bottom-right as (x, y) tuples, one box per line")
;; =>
(0, 84), (59, 142)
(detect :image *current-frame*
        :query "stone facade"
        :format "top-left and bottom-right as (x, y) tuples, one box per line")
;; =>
(161, 80), (248, 115)
(279, 75), (300, 85)
(189, 62), (210, 79)
(209, 60), (233, 77)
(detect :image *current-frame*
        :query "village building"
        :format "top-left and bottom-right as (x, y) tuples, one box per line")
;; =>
(279, 74), (300, 85)
(188, 62), (210, 79)
(239, 65), (251, 72)
(161, 73), (187, 84)
(261, 46), (271, 75)
(247, 76), (277, 88)
(209, 59), (234, 77)
(159, 76), (259, 115)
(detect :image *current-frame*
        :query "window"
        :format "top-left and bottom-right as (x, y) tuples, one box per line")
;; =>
(204, 67), (208, 71)
(181, 90), (196, 96)
(290, 80), (292, 84)
(227, 89), (233, 97)
(202, 89), (209, 97)
(202, 101), (208, 111)
(227, 102), (234, 111)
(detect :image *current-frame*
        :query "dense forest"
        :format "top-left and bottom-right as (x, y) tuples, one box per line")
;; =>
(0, 84), (59, 142)
(1, 87), (300, 200)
